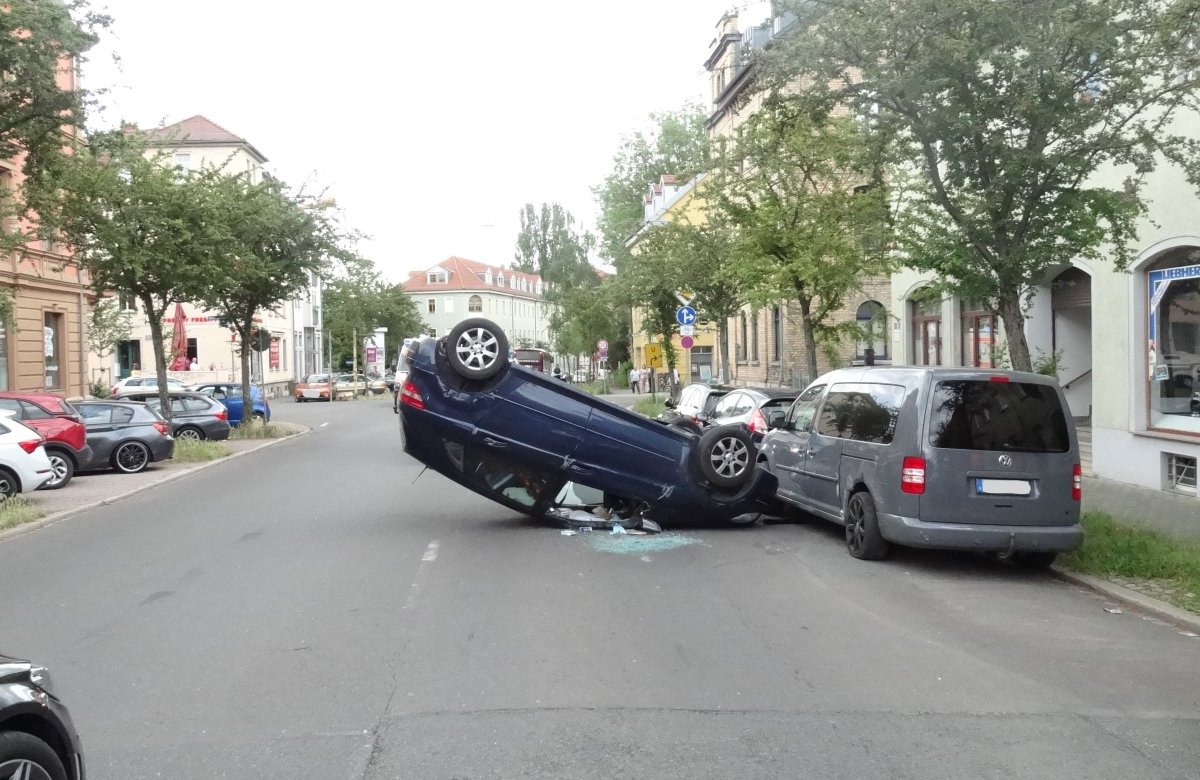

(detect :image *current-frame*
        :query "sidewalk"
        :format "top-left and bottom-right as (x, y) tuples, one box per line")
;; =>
(1082, 475), (1200, 539)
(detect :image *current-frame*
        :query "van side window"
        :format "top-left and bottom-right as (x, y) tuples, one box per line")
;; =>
(815, 382), (905, 444)
(785, 385), (825, 432)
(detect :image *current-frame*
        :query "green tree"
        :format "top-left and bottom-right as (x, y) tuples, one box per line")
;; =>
(513, 202), (594, 285)
(593, 104), (709, 270)
(88, 297), (132, 373)
(0, 0), (109, 248)
(31, 130), (230, 417)
(710, 95), (892, 382)
(767, 0), (1200, 371)
(203, 179), (351, 410)
(323, 260), (422, 373)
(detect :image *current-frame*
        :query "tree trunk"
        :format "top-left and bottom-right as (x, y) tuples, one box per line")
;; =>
(239, 321), (254, 423)
(142, 295), (171, 422)
(996, 291), (1032, 372)
(717, 321), (730, 384)
(798, 296), (819, 384)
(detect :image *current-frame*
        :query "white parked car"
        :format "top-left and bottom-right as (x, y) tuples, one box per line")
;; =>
(0, 411), (54, 497)
(110, 376), (193, 396)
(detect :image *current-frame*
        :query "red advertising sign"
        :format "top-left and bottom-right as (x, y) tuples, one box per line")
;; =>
(269, 337), (281, 369)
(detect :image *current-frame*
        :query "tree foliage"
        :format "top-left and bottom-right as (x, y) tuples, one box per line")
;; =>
(767, 0), (1200, 370)
(323, 259), (424, 372)
(88, 297), (131, 362)
(0, 0), (109, 248)
(513, 202), (594, 286)
(710, 94), (892, 381)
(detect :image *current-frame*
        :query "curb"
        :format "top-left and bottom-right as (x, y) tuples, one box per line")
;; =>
(1053, 567), (1200, 634)
(0, 426), (311, 544)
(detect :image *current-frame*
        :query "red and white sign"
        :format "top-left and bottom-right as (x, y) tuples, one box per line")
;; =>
(680, 336), (695, 350)
(269, 337), (281, 369)
(597, 339), (609, 351)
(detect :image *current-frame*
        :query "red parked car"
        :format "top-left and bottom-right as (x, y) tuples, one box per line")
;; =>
(0, 393), (93, 489)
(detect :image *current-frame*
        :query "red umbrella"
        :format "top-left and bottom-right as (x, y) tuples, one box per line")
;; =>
(168, 302), (190, 371)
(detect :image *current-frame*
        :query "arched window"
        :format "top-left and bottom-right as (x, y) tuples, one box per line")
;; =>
(856, 301), (888, 363)
(468, 295), (482, 313)
(1147, 249), (1200, 434)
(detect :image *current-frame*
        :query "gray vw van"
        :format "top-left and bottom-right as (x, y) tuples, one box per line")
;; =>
(761, 367), (1082, 566)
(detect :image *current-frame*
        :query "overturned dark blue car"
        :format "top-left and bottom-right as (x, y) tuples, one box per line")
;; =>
(397, 318), (778, 527)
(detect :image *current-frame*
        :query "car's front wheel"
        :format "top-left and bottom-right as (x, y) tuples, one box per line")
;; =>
(0, 731), (68, 780)
(113, 441), (151, 474)
(694, 425), (755, 490)
(42, 449), (74, 490)
(447, 318), (510, 380)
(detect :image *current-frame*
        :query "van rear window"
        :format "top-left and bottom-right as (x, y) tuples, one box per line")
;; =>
(929, 380), (1069, 453)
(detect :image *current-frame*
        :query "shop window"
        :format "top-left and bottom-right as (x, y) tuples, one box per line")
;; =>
(960, 300), (995, 368)
(910, 292), (942, 366)
(1147, 252), (1200, 433)
(856, 301), (888, 363)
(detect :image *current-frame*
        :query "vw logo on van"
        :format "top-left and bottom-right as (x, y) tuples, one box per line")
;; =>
(998, 454), (1013, 468)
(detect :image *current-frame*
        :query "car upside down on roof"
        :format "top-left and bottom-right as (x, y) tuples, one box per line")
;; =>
(396, 318), (778, 527)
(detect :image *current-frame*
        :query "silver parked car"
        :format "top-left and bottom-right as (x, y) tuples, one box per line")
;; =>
(760, 367), (1082, 567)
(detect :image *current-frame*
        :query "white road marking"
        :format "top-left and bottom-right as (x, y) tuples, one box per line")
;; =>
(403, 540), (441, 610)
(320, 422), (329, 428)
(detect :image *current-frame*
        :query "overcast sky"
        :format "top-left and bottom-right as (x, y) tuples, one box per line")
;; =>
(83, 1), (771, 283)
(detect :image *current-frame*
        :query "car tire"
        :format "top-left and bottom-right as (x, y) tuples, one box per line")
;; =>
(0, 731), (68, 780)
(1012, 551), (1058, 570)
(252, 412), (266, 423)
(694, 424), (755, 490)
(42, 449), (74, 490)
(113, 441), (151, 474)
(295, 396), (305, 403)
(446, 318), (510, 380)
(0, 467), (19, 498)
(845, 491), (891, 560)
(176, 426), (205, 442)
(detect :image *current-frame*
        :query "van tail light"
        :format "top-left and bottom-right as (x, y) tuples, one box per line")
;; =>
(747, 408), (768, 434)
(18, 439), (40, 454)
(400, 379), (425, 410)
(1072, 463), (1082, 501)
(153, 421), (169, 436)
(901, 456), (926, 495)
(214, 409), (228, 422)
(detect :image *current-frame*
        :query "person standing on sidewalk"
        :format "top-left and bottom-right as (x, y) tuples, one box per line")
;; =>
(628, 366), (640, 394)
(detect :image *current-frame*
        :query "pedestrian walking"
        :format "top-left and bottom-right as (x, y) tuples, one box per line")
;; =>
(640, 366), (650, 394)
(628, 366), (640, 394)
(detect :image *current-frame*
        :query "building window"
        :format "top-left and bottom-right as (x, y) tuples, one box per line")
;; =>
(0, 322), (8, 391)
(444, 298), (454, 314)
(737, 314), (747, 361)
(1147, 251), (1200, 433)
(751, 313), (760, 362)
(772, 307), (782, 362)
(428, 327), (437, 338)
(469, 295), (482, 312)
(856, 301), (889, 363)
(910, 292), (942, 366)
(1166, 453), (1197, 494)
(427, 272), (447, 284)
(427, 298), (436, 314)
(960, 300), (995, 368)
(173, 153), (191, 169)
(44, 312), (64, 389)
(118, 292), (135, 311)
(496, 275), (504, 287)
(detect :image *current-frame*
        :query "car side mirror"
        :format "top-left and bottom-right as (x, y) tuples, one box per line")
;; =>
(767, 411), (786, 429)
(664, 398), (677, 408)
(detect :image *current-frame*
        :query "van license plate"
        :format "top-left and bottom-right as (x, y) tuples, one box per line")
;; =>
(976, 478), (1032, 496)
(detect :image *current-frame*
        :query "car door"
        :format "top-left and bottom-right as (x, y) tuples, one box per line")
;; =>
(209, 386), (243, 425)
(804, 386), (858, 521)
(764, 385), (825, 504)
(77, 403), (117, 464)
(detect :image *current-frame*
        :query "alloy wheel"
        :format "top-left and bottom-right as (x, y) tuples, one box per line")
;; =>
(708, 436), (750, 479)
(845, 495), (866, 554)
(454, 327), (500, 372)
(176, 428), (202, 442)
(0, 475), (15, 498)
(115, 442), (149, 473)
(0, 758), (55, 780)
(46, 455), (69, 487)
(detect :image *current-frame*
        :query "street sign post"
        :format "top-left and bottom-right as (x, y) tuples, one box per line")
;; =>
(679, 325), (695, 337)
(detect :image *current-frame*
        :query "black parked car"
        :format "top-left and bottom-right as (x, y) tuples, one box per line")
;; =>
(705, 387), (798, 440)
(0, 653), (85, 779)
(75, 400), (175, 474)
(656, 382), (734, 432)
(115, 391), (232, 442)
(397, 318), (778, 526)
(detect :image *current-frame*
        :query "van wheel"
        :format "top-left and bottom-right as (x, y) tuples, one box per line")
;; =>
(447, 318), (509, 380)
(694, 425), (755, 490)
(1012, 551), (1057, 570)
(845, 491), (891, 560)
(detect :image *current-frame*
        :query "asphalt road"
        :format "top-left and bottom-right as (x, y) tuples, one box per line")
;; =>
(1, 396), (1198, 779)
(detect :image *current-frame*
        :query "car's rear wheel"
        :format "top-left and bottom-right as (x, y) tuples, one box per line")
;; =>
(0, 731), (68, 780)
(176, 426), (205, 442)
(694, 425), (755, 490)
(42, 449), (74, 490)
(0, 468), (19, 498)
(447, 318), (509, 380)
(845, 491), (891, 560)
(113, 441), (151, 474)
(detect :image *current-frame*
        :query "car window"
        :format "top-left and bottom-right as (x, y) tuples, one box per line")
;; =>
(19, 401), (52, 420)
(734, 394), (755, 415)
(0, 421), (9, 435)
(702, 391), (729, 414)
(183, 397), (214, 412)
(785, 385), (826, 432)
(711, 393), (741, 418)
(815, 382), (905, 444)
(79, 404), (111, 423)
(169, 398), (187, 413)
(112, 406), (135, 424)
(929, 380), (1069, 453)
(0, 399), (24, 419)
